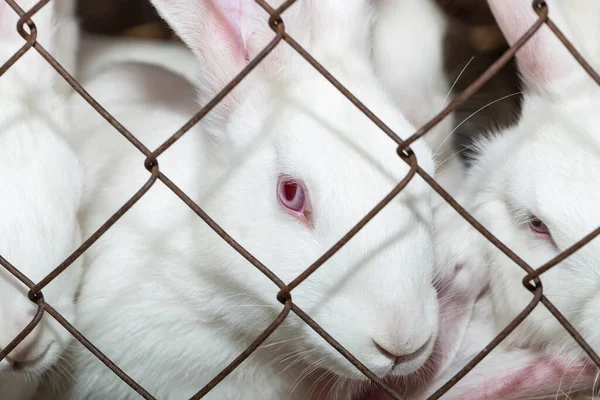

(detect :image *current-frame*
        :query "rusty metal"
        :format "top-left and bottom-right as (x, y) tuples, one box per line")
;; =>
(14, 0), (48, 38)
(291, 303), (404, 400)
(0, 254), (35, 289)
(149, 22), (286, 160)
(282, 152), (418, 295)
(416, 166), (539, 279)
(539, 296), (600, 366)
(7, 0), (152, 155)
(523, 225), (600, 286)
(190, 299), (293, 399)
(31, 166), (160, 295)
(156, 171), (288, 289)
(544, 15), (600, 85)
(401, 2), (548, 151)
(0, 296), (44, 363)
(0, 0), (37, 78)
(42, 303), (157, 400)
(2, 0), (600, 399)
(428, 284), (544, 399)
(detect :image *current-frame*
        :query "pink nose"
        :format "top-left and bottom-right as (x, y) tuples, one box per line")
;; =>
(373, 336), (431, 364)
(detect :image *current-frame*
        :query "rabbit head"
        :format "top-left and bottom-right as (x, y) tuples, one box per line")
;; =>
(149, 0), (439, 380)
(433, 0), (600, 388)
(0, 0), (83, 388)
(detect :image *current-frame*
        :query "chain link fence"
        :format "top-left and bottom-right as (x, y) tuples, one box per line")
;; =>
(1, 0), (599, 399)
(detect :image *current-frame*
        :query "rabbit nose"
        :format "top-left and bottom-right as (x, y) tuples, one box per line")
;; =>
(372, 336), (431, 364)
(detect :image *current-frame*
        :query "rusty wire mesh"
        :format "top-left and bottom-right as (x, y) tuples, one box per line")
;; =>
(1, 0), (600, 399)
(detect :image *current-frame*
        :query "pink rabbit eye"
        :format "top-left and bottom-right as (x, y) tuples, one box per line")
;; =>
(278, 180), (305, 212)
(529, 215), (551, 237)
(277, 177), (311, 222)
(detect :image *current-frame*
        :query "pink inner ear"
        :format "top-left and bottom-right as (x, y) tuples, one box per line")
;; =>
(208, 0), (249, 62)
(430, 284), (477, 376)
(487, 0), (583, 92)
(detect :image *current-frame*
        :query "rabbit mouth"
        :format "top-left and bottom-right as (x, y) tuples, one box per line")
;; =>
(301, 336), (435, 399)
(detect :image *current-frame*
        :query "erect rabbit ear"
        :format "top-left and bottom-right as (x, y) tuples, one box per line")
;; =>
(306, 0), (374, 56)
(1, 0), (55, 51)
(149, 1), (258, 74)
(487, 0), (592, 96)
(148, 1), (307, 99)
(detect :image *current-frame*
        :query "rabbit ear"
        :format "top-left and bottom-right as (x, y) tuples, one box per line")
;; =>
(430, 283), (480, 377)
(427, 346), (596, 399)
(148, 0), (295, 97)
(149, 0), (253, 68)
(487, 0), (590, 95)
(307, 0), (373, 55)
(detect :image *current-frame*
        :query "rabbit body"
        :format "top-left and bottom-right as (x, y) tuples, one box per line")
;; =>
(0, 0), (84, 399)
(39, 0), (445, 399)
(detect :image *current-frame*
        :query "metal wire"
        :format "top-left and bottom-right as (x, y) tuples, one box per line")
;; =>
(1, 0), (599, 398)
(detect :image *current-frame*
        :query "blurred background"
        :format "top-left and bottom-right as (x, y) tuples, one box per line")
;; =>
(76, 0), (523, 161)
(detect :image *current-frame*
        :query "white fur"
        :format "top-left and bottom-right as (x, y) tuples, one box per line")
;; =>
(372, 0), (464, 196)
(431, 0), (600, 397)
(51, 0), (79, 97)
(77, 33), (200, 85)
(39, 0), (443, 398)
(417, 294), (598, 399)
(559, 0), (600, 71)
(0, 0), (83, 399)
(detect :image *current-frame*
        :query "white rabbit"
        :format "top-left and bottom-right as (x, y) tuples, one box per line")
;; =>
(426, 0), (600, 397)
(0, 0), (84, 399)
(372, 0), (464, 197)
(38, 0), (445, 399)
